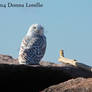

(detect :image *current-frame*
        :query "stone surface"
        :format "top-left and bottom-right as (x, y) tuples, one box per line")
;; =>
(0, 54), (18, 64)
(42, 78), (92, 92)
(0, 64), (72, 91)
(0, 54), (92, 92)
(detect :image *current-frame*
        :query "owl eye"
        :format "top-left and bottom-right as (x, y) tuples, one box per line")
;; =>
(33, 26), (36, 29)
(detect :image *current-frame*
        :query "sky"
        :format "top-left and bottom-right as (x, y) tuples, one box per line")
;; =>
(0, 0), (92, 65)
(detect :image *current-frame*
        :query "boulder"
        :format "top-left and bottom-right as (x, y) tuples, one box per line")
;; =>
(0, 54), (92, 92)
(42, 77), (92, 92)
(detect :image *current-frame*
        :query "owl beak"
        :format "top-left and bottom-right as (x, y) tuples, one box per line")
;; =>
(36, 30), (40, 33)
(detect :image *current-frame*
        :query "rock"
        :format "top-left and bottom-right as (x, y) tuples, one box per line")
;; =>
(40, 61), (63, 66)
(0, 64), (72, 91)
(0, 54), (18, 64)
(42, 77), (92, 92)
(0, 54), (92, 92)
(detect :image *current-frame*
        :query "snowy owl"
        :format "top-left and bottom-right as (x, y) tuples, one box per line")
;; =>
(18, 24), (46, 65)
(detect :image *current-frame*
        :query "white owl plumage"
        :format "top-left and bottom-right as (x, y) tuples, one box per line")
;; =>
(18, 24), (46, 64)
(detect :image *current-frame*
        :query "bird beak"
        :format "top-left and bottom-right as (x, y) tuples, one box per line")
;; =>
(36, 30), (40, 33)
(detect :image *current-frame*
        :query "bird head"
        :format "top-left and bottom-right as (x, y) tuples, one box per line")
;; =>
(26, 24), (44, 36)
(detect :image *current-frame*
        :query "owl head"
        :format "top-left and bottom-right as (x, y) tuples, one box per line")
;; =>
(27, 24), (44, 36)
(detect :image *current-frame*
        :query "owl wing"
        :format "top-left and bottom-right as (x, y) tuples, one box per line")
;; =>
(19, 35), (46, 64)
(19, 36), (30, 56)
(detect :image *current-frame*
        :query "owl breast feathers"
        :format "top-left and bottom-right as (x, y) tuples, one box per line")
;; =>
(18, 32), (46, 64)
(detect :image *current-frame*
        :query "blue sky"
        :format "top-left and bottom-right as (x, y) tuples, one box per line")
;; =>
(0, 0), (92, 65)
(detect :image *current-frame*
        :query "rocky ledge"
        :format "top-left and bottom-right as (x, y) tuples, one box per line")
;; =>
(0, 54), (92, 92)
(42, 77), (92, 92)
